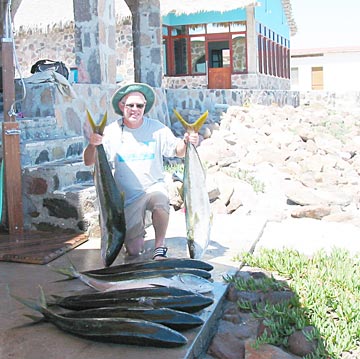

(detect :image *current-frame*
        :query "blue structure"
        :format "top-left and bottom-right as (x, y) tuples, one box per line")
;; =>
(161, 0), (295, 90)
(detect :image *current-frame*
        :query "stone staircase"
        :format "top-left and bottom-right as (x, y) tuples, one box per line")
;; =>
(0, 114), (98, 234)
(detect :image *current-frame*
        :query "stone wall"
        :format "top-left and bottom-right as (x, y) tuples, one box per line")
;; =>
(14, 18), (134, 83)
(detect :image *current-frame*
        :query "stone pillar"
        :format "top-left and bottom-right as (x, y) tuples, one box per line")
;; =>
(73, 0), (116, 84)
(125, 0), (162, 87)
(246, 6), (258, 74)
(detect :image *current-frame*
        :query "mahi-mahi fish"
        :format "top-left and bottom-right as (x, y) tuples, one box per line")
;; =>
(52, 262), (214, 294)
(86, 110), (126, 267)
(173, 109), (212, 259)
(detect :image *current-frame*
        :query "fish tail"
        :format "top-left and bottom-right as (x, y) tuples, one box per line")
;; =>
(49, 262), (79, 280)
(193, 111), (209, 132)
(97, 111), (108, 135)
(86, 110), (108, 135)
(39, 286), (48, 308)
(10, 291), (42, 313)
(173, 109), (191, 130)
(86, 110), (97, 132)
(173, 109), (209, 133)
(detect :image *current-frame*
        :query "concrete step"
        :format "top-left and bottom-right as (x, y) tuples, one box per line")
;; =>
(20, 135), (85, 167)
(0, 116), (64, 141)
(22, 158), (96, 231)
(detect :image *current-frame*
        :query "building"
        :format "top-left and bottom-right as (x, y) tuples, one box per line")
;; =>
(291, 47), (360, 91)
(162, 0), (297, 89)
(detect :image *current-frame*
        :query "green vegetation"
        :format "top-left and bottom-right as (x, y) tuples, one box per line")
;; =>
(228, 248), (360, 358)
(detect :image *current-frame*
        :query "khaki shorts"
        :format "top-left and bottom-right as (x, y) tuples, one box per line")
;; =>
(124, 190), (170, 244)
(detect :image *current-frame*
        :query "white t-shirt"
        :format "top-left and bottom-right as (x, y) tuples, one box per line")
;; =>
(102, 117), (180, 206)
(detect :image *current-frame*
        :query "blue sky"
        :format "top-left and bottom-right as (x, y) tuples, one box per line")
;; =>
(291, 0), (360, 49)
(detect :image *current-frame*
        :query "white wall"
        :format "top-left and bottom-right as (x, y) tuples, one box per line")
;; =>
(291, 50), (360, 91)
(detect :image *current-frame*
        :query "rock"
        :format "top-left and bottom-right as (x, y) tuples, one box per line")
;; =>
(208, 332), (245, 359)
(290, 205), (331, 219)
(244, 339), (302, 359)
(287, 326), (318, 357)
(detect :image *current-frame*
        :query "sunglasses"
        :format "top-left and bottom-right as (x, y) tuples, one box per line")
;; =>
(124, 103), (145, 109)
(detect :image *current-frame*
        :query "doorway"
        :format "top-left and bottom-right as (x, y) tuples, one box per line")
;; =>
(207, 40), (231, 89)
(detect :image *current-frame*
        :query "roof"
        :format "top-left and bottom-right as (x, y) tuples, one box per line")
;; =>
(291, 46), (360, 56)
(160, 0), (297, 36)
(13, 0), (297, 36)
(160, 0), (258, 15)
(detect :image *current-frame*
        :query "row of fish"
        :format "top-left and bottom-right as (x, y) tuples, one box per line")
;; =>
(13, 258), (215, 348)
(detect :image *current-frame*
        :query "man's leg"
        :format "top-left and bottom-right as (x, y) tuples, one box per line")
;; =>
(147, 192), (170, 260)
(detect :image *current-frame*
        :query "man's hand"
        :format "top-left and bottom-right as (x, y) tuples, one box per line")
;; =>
(184, 132), (199, 146)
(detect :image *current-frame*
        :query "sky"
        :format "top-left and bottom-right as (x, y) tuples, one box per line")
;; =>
(290, 0), (360, 49)
(13, 0), (360, 50)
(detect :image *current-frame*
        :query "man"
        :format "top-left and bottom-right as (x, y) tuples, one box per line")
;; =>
(83, 83), (199, 260)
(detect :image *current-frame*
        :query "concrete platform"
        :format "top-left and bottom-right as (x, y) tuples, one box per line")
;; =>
(3, 210), (357, 359)
(0, 211), (251, 359)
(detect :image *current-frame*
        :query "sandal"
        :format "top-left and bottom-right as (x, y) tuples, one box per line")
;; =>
(153, 246), (168, 260)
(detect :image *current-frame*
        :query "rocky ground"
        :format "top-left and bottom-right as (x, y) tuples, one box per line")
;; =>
(169, 101), (360, 229)
(168, 102), (360, 359)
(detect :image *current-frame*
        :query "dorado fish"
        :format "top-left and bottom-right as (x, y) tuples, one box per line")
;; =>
(50, 293), (214, 313)
(86, 110), (126, 267)
(59, 307), (204, 331)
(11, 288), (187, 348)
(82, 258), (214, 275)
(51, 262), (213, 294)
(82, 267), (212, 280)
(173, 109), (212, 259)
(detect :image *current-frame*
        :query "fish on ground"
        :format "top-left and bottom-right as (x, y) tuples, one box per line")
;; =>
(56, 307), (204, 331)
(50, 292), (214, 313)
(82, 267), (212, 281)
(86, 110), (126, 267)
(82, 257), (214, 275)
(173, 109), (212, 259)
(51, 261), (214, 294)
(11, 287), (187, 348)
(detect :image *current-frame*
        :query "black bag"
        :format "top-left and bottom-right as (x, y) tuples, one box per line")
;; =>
(30, 59), (69, 79)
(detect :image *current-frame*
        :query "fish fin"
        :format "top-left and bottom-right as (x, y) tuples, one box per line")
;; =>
(173, 109), (209, 133)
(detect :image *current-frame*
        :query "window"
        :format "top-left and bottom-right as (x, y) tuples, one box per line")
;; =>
(312, 66), (323, 90)
(189, 24), (206, 35)
(171, 25), (187, 36)
(164, 21), (247, 76)
(291, 67), (299, 87)
(232, 33), (246, 72)
(256, 23), (289, 78)
(207, 23), (229, 34)
(191, 36), (206, 73)
(173, 38), (188, 75)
